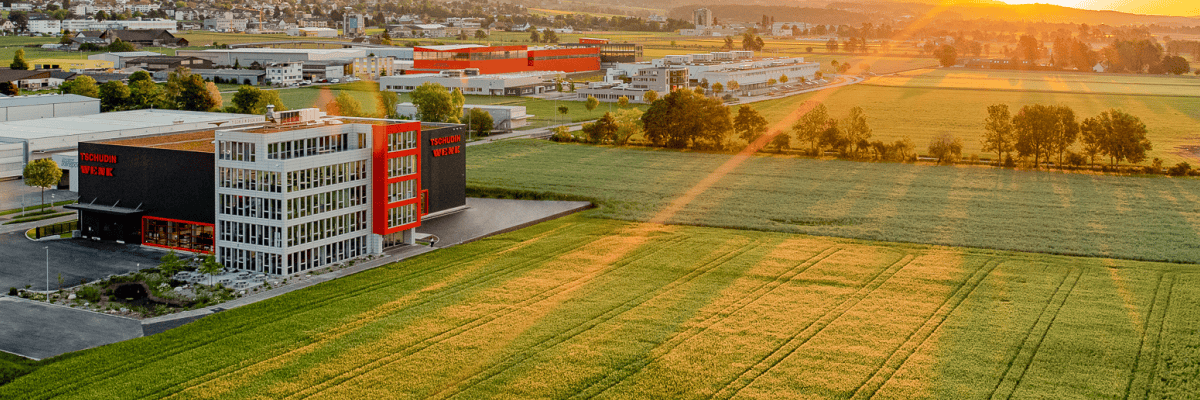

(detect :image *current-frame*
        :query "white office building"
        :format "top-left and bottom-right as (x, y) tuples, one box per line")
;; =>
(265, 62), (304, 85)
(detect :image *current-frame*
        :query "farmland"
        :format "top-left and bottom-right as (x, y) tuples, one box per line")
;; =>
(868, 68), (1200, 97)
(745, 83), (1200, 165)
(4, 215), (1198, 399)
(468, 140), (1200, 264)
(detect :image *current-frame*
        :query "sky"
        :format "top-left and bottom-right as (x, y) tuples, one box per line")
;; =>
(999, 0), (1200, 16)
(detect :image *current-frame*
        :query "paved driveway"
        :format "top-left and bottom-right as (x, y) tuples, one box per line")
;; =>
(0, 297), (142, 360)
(0, 179), (77, 211)
(420, 198), (592, 247)
(0, 231), (164, 292)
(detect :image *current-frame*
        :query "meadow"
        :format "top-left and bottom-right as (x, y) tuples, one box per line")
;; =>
(3, 215), (1197, 399)
(745, 83), (1200, 166)
(468, 140), (1200, 264)
(868, 68), (1200, 97)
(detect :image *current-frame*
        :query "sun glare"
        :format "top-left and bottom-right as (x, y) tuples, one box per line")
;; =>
(999, 0), (1200, 17)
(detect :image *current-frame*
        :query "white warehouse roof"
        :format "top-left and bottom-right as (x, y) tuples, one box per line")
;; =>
(0, 94), (97, 107)
(0, 109), (263, 153)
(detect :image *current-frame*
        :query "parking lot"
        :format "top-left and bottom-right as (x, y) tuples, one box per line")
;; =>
(0, 231), (164, 292)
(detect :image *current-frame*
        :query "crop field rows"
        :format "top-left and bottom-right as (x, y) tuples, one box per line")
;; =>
(467, 141), (1200, 264)
(867, 68), (1200, 97)
(4, 216), (1197, 399)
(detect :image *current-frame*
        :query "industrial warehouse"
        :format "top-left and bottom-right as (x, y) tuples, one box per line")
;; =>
(66, 108), (466, 275)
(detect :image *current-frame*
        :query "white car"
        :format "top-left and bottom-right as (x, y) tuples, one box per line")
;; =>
(329, 78), (340, 83)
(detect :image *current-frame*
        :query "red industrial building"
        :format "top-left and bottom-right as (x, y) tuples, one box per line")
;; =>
(411, 44), (600, 74)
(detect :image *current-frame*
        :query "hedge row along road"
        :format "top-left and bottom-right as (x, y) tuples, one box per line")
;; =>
(467, 140), (1200, 264)
(3, 215), (1197, 399)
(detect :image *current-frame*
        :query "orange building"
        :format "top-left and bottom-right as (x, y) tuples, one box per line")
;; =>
(411, 44), (599, 74)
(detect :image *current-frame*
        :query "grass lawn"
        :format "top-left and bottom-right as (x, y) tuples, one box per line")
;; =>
(468, 140), (1200, 264)
(743, 83), (1200, 166)
(868, 67), (1200, 97)
(3, 214), (1197, 399)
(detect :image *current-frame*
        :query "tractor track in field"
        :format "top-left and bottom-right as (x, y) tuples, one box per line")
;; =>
(1126, 273), (1175, 400)
(419, 240), (772, 400)
(29, 225), (568, 400)
(983, 267), (1083, 400)
(150, 225), (609, 400)
(706, 252), (919, 400)
(982, 266), (1079, 400)
(850, 258), (1004, 400)
(571, 246), (845, 399)
(278, 234), (701, 399)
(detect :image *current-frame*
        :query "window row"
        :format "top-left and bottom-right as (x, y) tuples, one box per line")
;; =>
(267, 133), (349, 160)
(287, 185), (367, 219)
(219, 168), (282, 193)
(219, 247), (283, 275)
(388, 130), (417, 152)
(388, 155), (416, 178)
(388, 204), (416, 228)
(218, 220), (283, 248)
(219, 141), (256, 162)
(388, 180), (416, 203)
(287, 235), (367, 274)
(219, 194), (283, 220)
(286, 160), (367, 192)
(287, 210), (367, 247)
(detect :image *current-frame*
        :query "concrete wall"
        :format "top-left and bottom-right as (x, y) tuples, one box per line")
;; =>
(0, 142), (24, 180)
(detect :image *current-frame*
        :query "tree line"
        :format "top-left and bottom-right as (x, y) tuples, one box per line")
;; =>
(61, 68), (226, 113)
(981, 104), (1153, 168)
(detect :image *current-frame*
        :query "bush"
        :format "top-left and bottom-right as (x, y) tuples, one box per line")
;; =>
(7, 287), (16, 296)
(1168, 162), (1192, 177)
(1003, 155), (1016, 168)
(549, 126), (575, 142)
(77, 286), (101, 303)
(1066, 151), (1087, 168)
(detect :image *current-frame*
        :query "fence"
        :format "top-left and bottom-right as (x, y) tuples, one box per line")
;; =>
(35, 220), (78, 239)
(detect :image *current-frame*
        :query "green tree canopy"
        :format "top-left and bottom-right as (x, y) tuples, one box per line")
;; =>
(733, 105), (768, 144)
(928, 134), (963, 165)
(585, 95), (598, 111)
(128, 79), (164, 110)
(467, 108), (493, 137)
(791, 102), (830, 154)
(410, 82), (459, 122)
(10, 49), (28, 70)
(98, 80), (131, 112)
(62, 75), (99, 98)
(23, 159), (62, 206)
(231, 86), (264, 114)
(333, 92), (364, 117)
(129, 70), (152, 82)
(643, 90), (658, 103)
(641, 88), (732, 150)
(982, 104), (1015, 165)
(841, 106), (872, 156)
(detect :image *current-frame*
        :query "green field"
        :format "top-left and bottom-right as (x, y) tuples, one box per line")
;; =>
(743, 83), (1200, 166)
(468, 140), (1200, 264)
(4, 215), (1198, 399)
(869, 68), (1200, 97)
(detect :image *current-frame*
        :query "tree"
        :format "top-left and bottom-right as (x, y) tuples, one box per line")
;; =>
(129, 70), (152, 83)
(723, 36), (734, 50)
(613, 108), (644, 145)
(9, 11), (28, 34)
(175, 74), (218, 111)
(791, 102), (829, 154)
(10, 49), (28, 70)
(841, 106), (872, 156)
(59, 30), (75, 45)
(542, 29), (558, 43)
(62, 75), (99, 98)
(231, 86), (264, 114)
(767, 78), (777, 86)
(585, 95), (598, 111)
(1013, 104), (1058, 167)
(641, 88), (732, 150)
(818, 119), (847, 154)
(205, 82), (222, 111)
(982, 104), (1015, 165)
(643, 90), (658, 103)
(928, 134), (963, 165)
(726, 80), (739, 91)
(1018, 35), (1041, 63)
(379, 90), (401, 119)
(158, 251), (186, 276)
(769, 131), (790, 152)
(617, 96), (629, 108)
(474, 29), (488, 39)
(98, 80), (131, 112)
(198, 255), (222, 286)
(128, 79), (163, 110)
(934, 44), (957, 67)
(333, 92), (364, 117)
(0, 82), (18, 96)
(694, 87), (706, 96)
(733, 105), (768, 143)
(409, 82), (460, 122)
(107, 38), (134, 52)
(1160, 55), (1190, 75)
(23, 159), (62, 207)
(1079, 115), (1106, 166)
(583, 112), (618, 144)
(529, 28), (540, 43)
(826, 38), (838, 52)
(557, 105), (569, 120)
(1049, 105), (1079, 166)
(711, 82), (724, 94)
(1092, 109), (1152, 166)
(779, 74), (788, 84)
(467, 108), (493, 137)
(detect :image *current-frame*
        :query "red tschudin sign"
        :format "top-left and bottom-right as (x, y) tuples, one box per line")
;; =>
(430, 135), (462, 157)
(79, 152), (118, 176)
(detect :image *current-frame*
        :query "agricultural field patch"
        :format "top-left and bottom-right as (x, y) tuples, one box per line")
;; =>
(468, 140), (1200, 264)
(868, 68), (1200, 96)
(4, 215), (1197, 399)
(748, 84), (1200, 165)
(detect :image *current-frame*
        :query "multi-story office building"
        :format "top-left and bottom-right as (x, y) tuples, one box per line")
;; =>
(70, 108), (467, 275)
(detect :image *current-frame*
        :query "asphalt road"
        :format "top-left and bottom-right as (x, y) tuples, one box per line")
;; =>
(0, 297), (142, 360)
(0, 232), (164, 292)
(420, 198), (592, 248)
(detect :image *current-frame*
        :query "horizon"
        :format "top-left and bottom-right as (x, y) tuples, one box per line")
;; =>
(997, 0), (1200, 17)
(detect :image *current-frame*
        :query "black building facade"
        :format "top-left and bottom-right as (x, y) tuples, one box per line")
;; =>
(420, 123), (467, 216)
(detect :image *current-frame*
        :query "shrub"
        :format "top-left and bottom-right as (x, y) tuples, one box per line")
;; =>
(1168, 162), (1192, 177)
(1066, 151), (1087, 167)
(78, 286), (101, 303)
(1003, 155), (1016, 168)
(7, 287), (16, 296)
(550, 126), (575, 142)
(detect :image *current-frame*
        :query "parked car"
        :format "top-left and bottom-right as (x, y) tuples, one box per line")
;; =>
(329, 78), (340, 83)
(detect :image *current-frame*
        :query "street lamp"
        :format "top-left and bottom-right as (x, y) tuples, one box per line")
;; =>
(44, 246), (49, 303)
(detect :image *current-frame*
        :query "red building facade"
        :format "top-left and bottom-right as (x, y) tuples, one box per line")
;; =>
(412, 45), (600, 74)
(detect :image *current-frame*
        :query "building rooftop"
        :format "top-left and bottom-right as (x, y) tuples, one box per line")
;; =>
(101, 51), (164, 57)
(198, 48), (364, 55)
(0, 109), (260, 141)
(100, 130), (216, 153)
(0, 94), (96, 107)
(415, 44), (486, 51)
